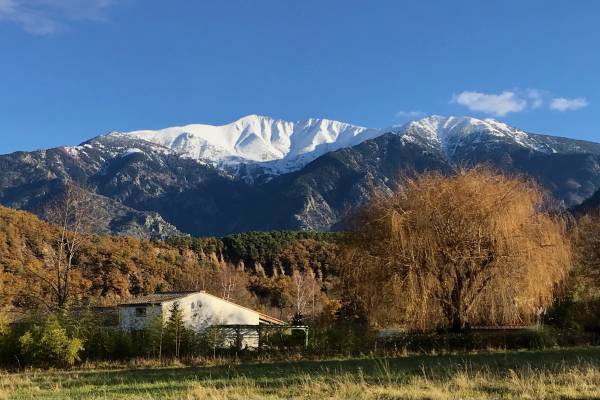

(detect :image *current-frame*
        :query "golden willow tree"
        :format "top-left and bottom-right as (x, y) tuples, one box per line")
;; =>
(338, 168), (572, 331)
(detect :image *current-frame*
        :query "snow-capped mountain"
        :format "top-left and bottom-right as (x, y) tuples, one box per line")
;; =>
(1, 114), (599, 237)
(394, 115), (552, 154)
(116, 115), (380, 174)
(107, 115), (599, 178)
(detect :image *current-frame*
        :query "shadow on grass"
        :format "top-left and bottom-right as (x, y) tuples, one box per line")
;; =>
(23, 346), (600, 391)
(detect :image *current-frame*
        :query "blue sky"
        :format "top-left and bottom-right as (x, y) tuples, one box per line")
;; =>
(0, 0), (598, 153)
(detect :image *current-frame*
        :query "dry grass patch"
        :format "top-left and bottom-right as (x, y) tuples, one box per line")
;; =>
(2, 347), (600, 399)
(185, 364), (600, 400)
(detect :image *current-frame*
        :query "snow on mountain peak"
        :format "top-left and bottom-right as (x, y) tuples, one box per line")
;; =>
(394, 115), (550, 155)
(119, 115), (380, 173)
(100, 114), (562, 176)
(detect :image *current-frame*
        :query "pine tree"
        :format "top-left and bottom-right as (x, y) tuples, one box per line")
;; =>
(165, 302), (185, 358)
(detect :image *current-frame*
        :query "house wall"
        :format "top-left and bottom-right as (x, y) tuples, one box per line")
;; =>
(118, 292), (262, 348)
(186, 292), (259, 327)
(161, 292), (261, 348)
(118, 304), (162, 332)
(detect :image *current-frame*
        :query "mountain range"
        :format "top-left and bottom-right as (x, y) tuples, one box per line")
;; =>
(1, 115), (599, 238)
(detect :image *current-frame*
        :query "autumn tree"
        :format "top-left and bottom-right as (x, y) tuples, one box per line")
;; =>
(285, 269), (320, 323)
(338, 168), (572, 331)
(23, 182), (96, 310)
(213, 264), (263, 311)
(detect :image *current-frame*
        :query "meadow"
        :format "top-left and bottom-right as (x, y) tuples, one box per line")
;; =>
(1, 347), (599, 400)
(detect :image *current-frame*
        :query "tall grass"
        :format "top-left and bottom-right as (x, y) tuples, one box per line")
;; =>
(186, 364), (600, 400)
(1, 347), (599, 399)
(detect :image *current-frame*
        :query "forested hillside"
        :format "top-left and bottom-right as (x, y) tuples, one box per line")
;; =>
(0, 205), (338, 321)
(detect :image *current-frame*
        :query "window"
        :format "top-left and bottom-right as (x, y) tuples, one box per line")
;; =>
(135, 307), (147, 317)
(191, 303), (195, 310)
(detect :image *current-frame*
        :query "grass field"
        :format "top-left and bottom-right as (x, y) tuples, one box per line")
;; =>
(1, 347), (599, 399)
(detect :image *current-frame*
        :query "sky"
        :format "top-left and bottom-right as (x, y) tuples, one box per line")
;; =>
(0, 0), (599, 154)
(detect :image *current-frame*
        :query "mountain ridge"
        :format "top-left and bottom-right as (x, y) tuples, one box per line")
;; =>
(0, 114), (599, 237)
(96, 114), (600, 177)
(109, 114), (381, 176)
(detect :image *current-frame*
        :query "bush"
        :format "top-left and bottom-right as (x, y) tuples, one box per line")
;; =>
(547, 297), (600, 333)
(307, 321), (376, 356)
(17, 315), (83, 368)
(376, 328), (563, 353)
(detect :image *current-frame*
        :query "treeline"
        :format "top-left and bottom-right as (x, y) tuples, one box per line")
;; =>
(0, 205), (339, 321)
(168, 230), (340, 277)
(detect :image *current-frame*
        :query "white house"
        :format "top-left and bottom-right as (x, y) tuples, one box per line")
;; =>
(118, 291), (285, 348)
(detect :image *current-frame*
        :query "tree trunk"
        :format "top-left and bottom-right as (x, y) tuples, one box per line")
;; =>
(449, 281), (465, 332)
(450, 312), (464, 332)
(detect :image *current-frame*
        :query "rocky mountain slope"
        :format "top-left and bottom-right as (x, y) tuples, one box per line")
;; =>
(0, 115), (599, 237)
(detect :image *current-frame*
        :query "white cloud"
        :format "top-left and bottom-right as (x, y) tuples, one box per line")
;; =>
(452, 91), (527, 116)
(396, 110), (424, 118)
(452, 89), (589, 116)
(550, 97), (589, 112)
(0, 0), (115, 35)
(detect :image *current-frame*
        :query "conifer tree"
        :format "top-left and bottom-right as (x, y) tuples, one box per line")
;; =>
(165, 302), (185, 358)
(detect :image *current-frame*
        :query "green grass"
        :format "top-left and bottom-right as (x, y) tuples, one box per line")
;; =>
(1, 347), (600, 399)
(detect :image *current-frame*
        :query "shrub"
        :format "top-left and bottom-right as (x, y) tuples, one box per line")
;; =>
(376, 327), (562, 353)
(307, 321), (376, 356)
(18, 315), (83, 368)
(547, 297), (600, 333)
